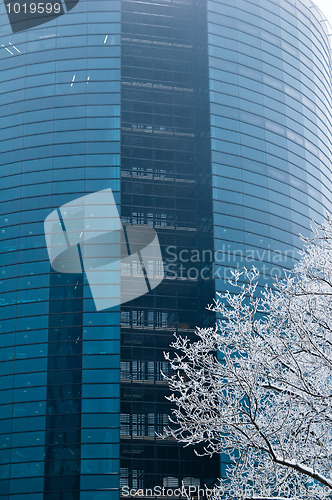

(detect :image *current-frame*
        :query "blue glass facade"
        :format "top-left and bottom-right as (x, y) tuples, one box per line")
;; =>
(207, 0), (332, 477)
(0, 0), (331, 498)
(208, 0), (332, 289)
(0, 1), (121, 498)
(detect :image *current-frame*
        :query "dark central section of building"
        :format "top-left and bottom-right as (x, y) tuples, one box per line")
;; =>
(120, 0), (219, 491)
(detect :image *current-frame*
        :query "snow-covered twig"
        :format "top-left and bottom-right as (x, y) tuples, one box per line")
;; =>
(163, 217), (332, 500)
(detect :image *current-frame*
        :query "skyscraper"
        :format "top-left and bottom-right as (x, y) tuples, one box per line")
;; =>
(0, 0), (331, 498)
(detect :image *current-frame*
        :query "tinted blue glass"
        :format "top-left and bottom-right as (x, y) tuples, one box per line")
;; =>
(208, 0), (332, 293)
(0, 0), (331, 497)
(0, 0), (121, 497)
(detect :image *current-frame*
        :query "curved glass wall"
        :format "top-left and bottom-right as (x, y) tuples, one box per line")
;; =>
(207, 0), (332, 478)
(0, 0), (331, 497)
(0, 1), (121, 498)
(208, 0), (332, 292)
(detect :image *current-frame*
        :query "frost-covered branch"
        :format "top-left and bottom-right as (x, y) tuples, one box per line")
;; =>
(164, 217), (332, 499)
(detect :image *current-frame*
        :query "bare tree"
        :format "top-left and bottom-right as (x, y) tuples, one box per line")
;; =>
(164, 218), (332, 500)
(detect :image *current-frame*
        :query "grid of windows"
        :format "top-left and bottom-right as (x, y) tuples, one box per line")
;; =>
(120, 0), (219, 492)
